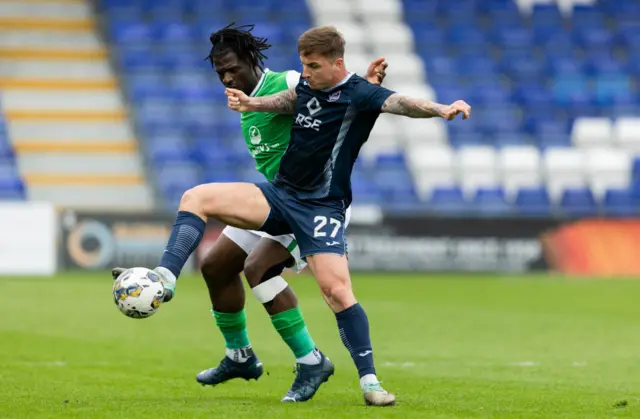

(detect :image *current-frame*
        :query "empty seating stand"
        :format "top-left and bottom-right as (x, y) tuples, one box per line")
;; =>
(99, 0), (640, 216)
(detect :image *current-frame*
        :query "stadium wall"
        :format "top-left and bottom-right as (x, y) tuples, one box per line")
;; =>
(2, 204), (639, 277)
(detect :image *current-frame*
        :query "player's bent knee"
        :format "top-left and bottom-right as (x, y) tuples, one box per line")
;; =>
(251, 275), (289, 304)
(244, 258), (285, 288)
(180, 186), (204, 213)
(320, 283), (356, 311)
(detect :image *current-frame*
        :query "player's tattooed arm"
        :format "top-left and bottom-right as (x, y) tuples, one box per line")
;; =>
(381, 94), (471, 120)
(226, 87), (297, 114)
(251, 88), (297, 114)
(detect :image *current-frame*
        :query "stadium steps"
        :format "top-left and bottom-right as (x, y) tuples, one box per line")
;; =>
(0, 0), (153, 211)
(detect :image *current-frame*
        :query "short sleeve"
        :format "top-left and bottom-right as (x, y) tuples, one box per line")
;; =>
(352, 81), (395, 112)
(286, 70), (301, 89)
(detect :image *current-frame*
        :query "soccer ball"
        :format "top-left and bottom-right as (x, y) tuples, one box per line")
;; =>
(112, 267), (165, 319)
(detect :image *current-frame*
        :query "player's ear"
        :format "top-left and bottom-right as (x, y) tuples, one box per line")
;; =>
(334, 56), (344, 69)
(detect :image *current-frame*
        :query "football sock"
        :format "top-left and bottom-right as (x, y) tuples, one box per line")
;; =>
(271, 307), (320, 365)
(213, 309), (253, 363)
(335, 303), (377, 382)
(159, 211), (205, 280)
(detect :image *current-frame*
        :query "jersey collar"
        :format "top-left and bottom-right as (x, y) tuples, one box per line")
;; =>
(250, 68), (270, 97)
(321, 72), (354, 92)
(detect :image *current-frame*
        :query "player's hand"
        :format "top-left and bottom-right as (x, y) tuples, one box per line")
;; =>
(226, 88), (252, 112)
(365, 57), (387, 85)
(440, 100), (471, 121)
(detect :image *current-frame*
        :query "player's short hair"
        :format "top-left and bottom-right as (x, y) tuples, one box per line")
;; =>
(206, 23), (271, 70)
(297, 26), (345, 60)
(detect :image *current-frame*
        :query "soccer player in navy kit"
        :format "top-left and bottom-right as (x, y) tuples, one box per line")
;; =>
(121, 26), (470, 406)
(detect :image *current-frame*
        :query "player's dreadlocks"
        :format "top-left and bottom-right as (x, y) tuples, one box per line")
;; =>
(206, 23), (271, 71)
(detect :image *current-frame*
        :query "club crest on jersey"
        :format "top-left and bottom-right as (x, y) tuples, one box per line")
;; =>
(249, 126), (262, 145)
(328, 91), (341, 102)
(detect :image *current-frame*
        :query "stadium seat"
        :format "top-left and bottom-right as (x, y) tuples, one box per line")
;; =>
(584, 148), (631, 199)
(499, 146), (542, 199)
(429, 186), (467, 214)
(571, 117), (613, 148)
(456, 146), (499, 197)
(543, 148), (586, 201)
(603, 188), (638, 217)
(360, 115), (402, 163)
(515, 187), (552, 216)
(560, 187), (598, 217)
(473, 187), (512, 215)
(408, 145), (456, 200)
(354, 0), (404, 22)
(613, 118), (640, 151)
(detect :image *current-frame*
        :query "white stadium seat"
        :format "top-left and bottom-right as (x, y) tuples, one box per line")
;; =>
(571, 117), (613, 148)
(365, 23), (416, 55)
(515, 0), (555, 15)
(360, 114), (401, 163)
(543, 148), (586, 201)
(457, 146), (499, 196)
(353, 0), (404, 23)
(369, 53), (425, 86)
(387, 83), (435, 101)
(344, 52), (371, 78)
(401, 118), (448, 146)
(407, 145), (456, 199)
(613, 117), (640, 151)
(584, 148), (631, 199)
(558, 0), (597, 14)
(334, 23), (367, 54)
(499, 146), (542, 199)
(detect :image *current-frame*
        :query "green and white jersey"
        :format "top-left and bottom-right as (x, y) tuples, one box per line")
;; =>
(240, 69), (300, 181)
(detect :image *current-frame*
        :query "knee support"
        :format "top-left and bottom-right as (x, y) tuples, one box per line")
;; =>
(251, 265), (289, 304)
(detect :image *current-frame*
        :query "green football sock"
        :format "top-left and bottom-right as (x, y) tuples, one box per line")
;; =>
(271, 307), (317, 361)
(213, 309), (251, 350)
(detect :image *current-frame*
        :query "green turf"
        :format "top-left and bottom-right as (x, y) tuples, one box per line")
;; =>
(1, 272), (640, 418)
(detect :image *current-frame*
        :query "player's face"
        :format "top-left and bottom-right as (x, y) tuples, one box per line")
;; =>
(213, 51), (259, 96)
(300, 53), (344, 90)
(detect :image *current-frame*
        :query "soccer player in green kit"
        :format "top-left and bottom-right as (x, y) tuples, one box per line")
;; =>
(189, 23), (385, 401)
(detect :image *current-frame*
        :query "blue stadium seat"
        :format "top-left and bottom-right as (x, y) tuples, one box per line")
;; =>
(603, 188), (638, 217)
(109, 22), (152, 44)
(560, 188), (598, 217)
(473, 187), (512, 215)
(530, 4), (564, 28)
(0, 177), (24, 200)
(0, 141), (14, 159)
(515, 187), (552, 216)
(374, 153), (407, 171)
(573, 27), (613, 50)
(429, 186), (467, 213)
(492, 27), (533, 49)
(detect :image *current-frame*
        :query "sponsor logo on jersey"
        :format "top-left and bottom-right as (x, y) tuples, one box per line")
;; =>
(328, 91), (341, 102)
(295, 97), (323, 131)
(251, 143), (279, 157)
(306, 97), (322, 116)
(249, 126), (262, 145)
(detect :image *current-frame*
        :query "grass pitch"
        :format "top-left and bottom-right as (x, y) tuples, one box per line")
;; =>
(1, 272), (640, 418)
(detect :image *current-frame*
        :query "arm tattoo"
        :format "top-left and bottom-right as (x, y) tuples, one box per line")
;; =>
(381, 93), (447, 118)
(252, 88), (297, 114)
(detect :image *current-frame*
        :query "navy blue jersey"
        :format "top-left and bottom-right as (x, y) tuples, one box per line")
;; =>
(273, 73), (395, 205)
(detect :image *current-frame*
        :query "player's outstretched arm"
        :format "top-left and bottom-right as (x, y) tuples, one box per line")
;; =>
(381, 94), (471, 120)
(226, 87), (297, 114)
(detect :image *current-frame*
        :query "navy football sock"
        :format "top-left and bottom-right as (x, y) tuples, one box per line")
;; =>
(159, 211), (205, 279)
(335, 303), (376, 377)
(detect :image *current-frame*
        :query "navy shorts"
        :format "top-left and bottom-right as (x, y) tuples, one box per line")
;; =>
(256, 182), (348, 259)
